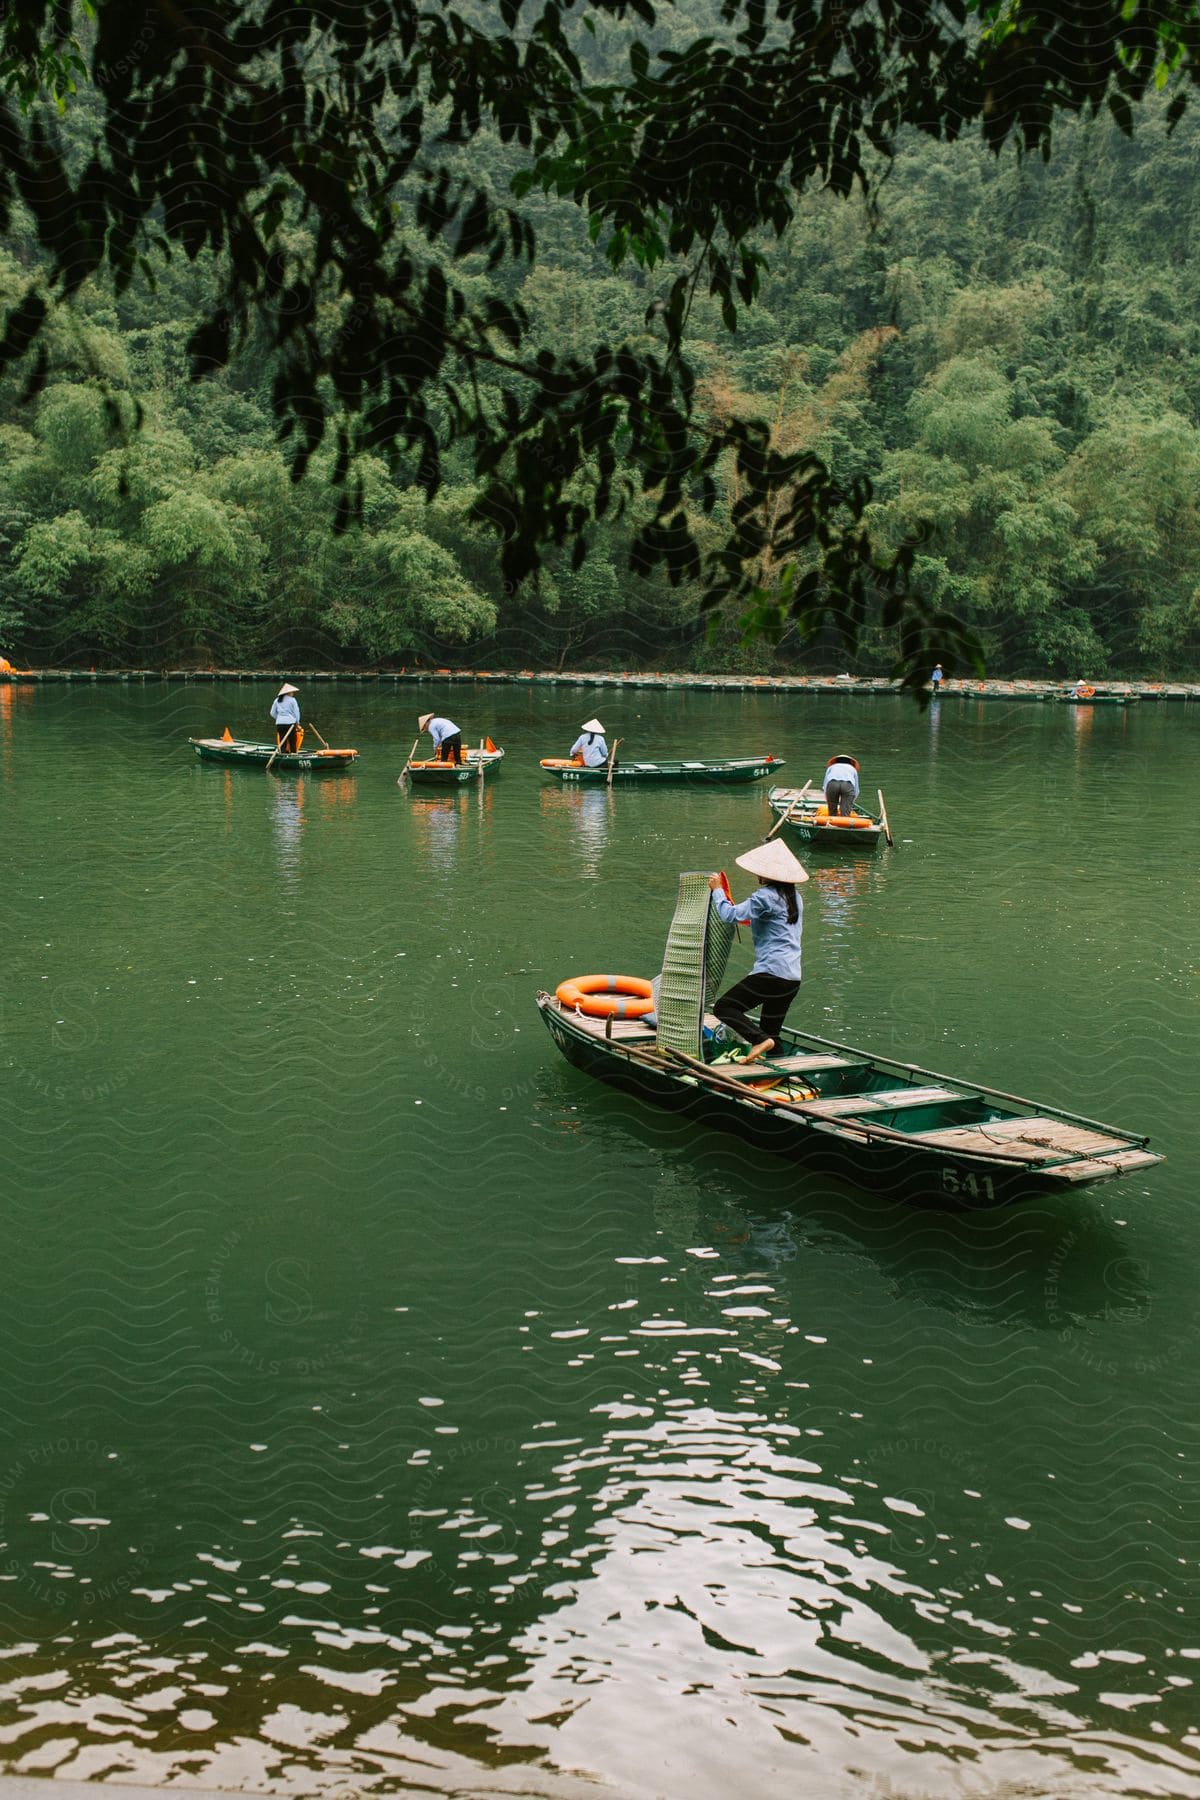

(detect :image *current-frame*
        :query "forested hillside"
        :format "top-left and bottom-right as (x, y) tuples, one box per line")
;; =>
(2, 58), (1198, 675)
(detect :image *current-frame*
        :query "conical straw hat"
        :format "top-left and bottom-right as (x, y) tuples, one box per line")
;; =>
(581, 718), (605, 733)
(735, 840), (809, 883)
(277, 683), (299, 696)
(418, 712), (435, 728)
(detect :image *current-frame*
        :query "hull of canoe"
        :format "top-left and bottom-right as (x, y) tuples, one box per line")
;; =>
(771, 813), (882, 849)
(540, 757), (782, 785)
(191, 738), (358, 770)
(536, 1000), (1157, 1208)
(1053, 694), (1136, 706)
(407, 750), (504, 785)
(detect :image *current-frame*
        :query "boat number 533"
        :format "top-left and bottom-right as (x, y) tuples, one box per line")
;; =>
(941, 1166), (996, 1202)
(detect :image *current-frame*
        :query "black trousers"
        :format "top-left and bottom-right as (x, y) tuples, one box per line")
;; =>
(825, 778), (855, 817)
(438, 732), (463, 765)
(275, 722), (299, 751)
(713, 973), (800, 1047)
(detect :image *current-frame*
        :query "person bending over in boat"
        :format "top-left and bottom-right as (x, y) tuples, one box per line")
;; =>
(569, 718), (609, 767)
(823, 753), (860, 817)
(418, 711), (463, 765)
(270, 683), (301, 752)
(708, 840), (808, 1064)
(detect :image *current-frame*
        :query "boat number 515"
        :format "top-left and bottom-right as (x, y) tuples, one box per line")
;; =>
(941, 1166), (996, 1202)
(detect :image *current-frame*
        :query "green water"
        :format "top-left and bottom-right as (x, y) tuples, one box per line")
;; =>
(1, 682), (1197, 1798)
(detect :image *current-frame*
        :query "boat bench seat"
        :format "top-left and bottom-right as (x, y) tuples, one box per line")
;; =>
(795, 1084), (963, 1117)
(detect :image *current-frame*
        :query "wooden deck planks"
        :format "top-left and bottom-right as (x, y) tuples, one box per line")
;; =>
(1044, 1148), (1163, 1182)
(908, 1128), (1056, 1161)
(951, 1116), (1132, 1153)
(795, 1085), (963, 1118)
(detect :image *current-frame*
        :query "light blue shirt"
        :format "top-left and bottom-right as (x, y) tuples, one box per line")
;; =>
(824, 760), (859, 797)
(712, 886), (802, 982)
(426, 716), (459, 747)
(270, 695), (300, 726)
(570, 732), (609, 767)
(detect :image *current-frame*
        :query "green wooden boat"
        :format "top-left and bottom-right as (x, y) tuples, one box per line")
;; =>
(405, 746), (505, 785)
(1049, 690), (1138, 706)
(536, 870), (1161, 1207)
(540, 754), (784, 785)
(537, 998), (1162, 1207)
(190, 736), (358, 770)
(767, 784), (884, 849)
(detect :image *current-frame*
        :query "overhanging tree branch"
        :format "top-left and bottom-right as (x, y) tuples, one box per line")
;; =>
(1, 0), (1196, 682)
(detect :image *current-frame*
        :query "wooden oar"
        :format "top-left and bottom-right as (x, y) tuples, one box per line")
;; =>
(306, 721), (331, 749)
(767, 780), (811, 839)
(399, 734), (420, 780)
(877, 787), (894, 846)
(606, 737), (623, 788)
(265, 729), (296, 772)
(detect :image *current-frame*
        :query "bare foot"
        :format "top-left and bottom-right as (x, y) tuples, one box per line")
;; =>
(741, 1038), (776, 1064)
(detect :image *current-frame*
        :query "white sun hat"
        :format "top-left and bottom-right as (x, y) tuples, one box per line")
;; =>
(735, 840), (809, 884)
(418, 712), (435, 728)
(277, 683), (299, 696)
(581, 718), (605, 733)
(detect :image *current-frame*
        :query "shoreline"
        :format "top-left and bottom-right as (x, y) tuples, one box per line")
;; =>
(1, 668), (1197, 701)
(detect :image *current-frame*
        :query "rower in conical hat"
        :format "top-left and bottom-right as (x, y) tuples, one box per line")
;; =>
(707, 839), (808, 1063)
(417, 710), (463, 764)
(569, 717), (609, 768)
(270, 682), (302, 752)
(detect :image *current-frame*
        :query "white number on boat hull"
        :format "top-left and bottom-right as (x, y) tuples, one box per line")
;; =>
(941, 1167), (996, 1202)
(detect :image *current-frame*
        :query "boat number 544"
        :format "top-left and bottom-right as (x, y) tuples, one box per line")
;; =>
(941, 1166), (996, 1202)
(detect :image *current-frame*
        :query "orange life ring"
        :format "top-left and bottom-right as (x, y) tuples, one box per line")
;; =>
(815, 807), (872, 827)
(556, 974), (655, 1019)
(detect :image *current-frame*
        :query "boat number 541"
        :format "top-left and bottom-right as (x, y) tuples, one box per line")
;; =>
(941, 1167), (996, 1202)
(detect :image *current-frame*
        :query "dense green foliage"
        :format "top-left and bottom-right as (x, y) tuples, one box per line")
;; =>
(1, 2), (1198, 673)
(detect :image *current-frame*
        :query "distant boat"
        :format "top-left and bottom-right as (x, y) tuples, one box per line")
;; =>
(190, 736), (358, 770)
(1049, 689), (1138, 706)
(405, 745), (505, 785)
(537, 997), (1162, 1207)
(767, 784), (884, 849)
(539, 755), (783, 785)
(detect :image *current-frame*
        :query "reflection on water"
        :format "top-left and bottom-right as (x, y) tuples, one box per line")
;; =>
(0, 681), (33, 775)
(270, 773), (306, 881)
(538, 782), (613, 876)
(1071, 698), (1095, 768)
(809, 857), (872, 942)
(408, 788), (494, 873)
(318, 772), (359, 815)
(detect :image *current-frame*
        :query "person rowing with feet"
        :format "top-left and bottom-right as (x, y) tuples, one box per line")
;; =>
(708, 839), (808, 1064)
